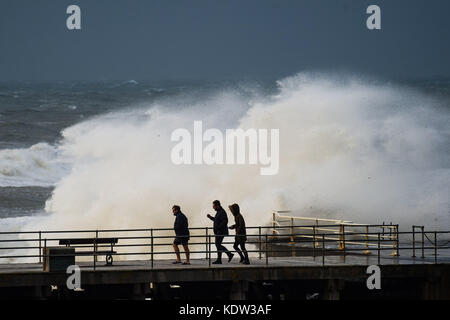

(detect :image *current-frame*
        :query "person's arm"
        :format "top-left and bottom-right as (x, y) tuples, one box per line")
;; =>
(207, 214), (215, 221)
(229, 215), (238, 229)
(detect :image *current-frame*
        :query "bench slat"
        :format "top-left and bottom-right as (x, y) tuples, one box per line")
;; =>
(75, 251), (117, 255)
(59, 238), (118, 245)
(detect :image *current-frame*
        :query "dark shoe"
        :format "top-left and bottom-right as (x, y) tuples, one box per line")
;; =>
(172, 261), (181, 264)
(228, 253), (234, 263)
(243, 260), (250, 265)
(182, 262), (191, 265)
(212, 260), (222, 264)
(239, 257), (245, 263)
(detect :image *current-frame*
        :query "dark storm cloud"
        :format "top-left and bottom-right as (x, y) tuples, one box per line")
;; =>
(0, 0), (449, 81)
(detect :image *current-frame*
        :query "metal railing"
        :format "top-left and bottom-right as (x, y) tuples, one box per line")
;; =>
(271, 211), (400, 255)
(0, 222), (449, 271)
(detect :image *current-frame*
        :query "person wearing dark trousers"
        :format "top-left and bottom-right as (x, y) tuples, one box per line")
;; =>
(207, 200), (234, 264)
(228, 203), (250, 265)
(172, 205), (190, 265)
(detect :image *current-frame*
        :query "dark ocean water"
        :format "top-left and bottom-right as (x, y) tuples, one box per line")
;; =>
(0, 78), (449, 221)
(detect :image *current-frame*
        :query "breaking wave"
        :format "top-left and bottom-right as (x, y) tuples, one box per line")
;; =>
(0, 143), (69, 187)
(5, 72), (449, 231)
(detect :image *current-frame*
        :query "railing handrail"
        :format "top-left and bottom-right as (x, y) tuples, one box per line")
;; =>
(1, 219), (450, 269)
(272, 210), (399, 228)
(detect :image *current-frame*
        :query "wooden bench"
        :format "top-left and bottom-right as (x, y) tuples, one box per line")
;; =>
(59, 238), (118, 265)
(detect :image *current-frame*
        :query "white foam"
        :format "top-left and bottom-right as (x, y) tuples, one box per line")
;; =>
(17, 73), (450, 232)
(0, 143), (70, 187)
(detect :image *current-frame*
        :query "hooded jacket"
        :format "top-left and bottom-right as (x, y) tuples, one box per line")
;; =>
(229, 203), (247, 242)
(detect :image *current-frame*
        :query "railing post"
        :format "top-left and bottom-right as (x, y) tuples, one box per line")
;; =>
(390, 225), (399, 256)
(363, 226), (371, 255)
(258, 227), (262, 260)
(412, 226), (416, 258)
(289, 218), (294, 243)
(43, 238), (47, 271)
(265, 234), (268, 266)
(38, 231), (42, 263)
(396, 224), (400, 257)
(208, 235), (211, 267)
(421, 226), (425, 259)
(94, 230), (98, 271)
(150, 229), (154, 269)
(322, 234), (325, 267)
(272, 212), (276, 236)
(205, 227), (208, 260)
(434, 232), (437, 264)
(338, 224), (345, 250)
(377, 233), (381, 265)
(312, 226), (316, 258)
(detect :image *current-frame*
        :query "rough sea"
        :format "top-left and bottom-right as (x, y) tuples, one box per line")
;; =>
(0, 76), (449, 232)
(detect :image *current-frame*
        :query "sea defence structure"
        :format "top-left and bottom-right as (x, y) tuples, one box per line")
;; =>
(0, 211), (449, 300)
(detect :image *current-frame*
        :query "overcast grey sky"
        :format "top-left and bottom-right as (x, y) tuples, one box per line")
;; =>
(0, 0), (449, 81)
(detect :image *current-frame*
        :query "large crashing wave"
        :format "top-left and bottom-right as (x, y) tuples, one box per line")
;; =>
(11, 73), (450, 231)
(0, 143), (68, 187)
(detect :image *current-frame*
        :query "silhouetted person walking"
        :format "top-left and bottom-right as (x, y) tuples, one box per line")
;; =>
(228, 203), (250, 264)
(207, 200), (234, 264)
(172, 205), (190, 265)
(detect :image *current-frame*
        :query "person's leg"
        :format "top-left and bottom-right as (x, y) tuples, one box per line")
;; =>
(182, 243), (190, 264)
(214, 236), (224, 262)
(223, 239), (234, 262)
(241, 242), (250, 264)
(173, 242), (181, 262)
(217, 235), (233, 261)
(233, 240), (244, 262)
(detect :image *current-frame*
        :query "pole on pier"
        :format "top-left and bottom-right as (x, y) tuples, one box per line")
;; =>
(205, 227), (208, 260)
(208, 235), (211, 267)
(258, 227), (262, 260)
(150, 229), (154, 269)
(38, 231), (42, 263)
(338, 225), (345, 250)
(412, 226), (416, 258)
(272, 212), (276, 236)
(363, 226), (371, 255)
(389, 225), (399, 256)
(421, 226), (425, 259)
(289, 218), (294, 244)
(265, 234), (268, 266)
(434, 232), (438, 264)
(43, 239), (47, 271)
(377, 233), (381, 265)
(312, 226), (316, 258)
(396, 224), (400, 257)
(322, 234), (325, 267)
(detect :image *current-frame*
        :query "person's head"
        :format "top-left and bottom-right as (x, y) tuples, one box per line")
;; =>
(172, 205), (180, 215)
(228, 203), (240, 216)
(212, 200), (221, 211)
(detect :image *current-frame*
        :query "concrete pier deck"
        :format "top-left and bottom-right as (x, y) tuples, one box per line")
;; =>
(1, 253), (449, 299)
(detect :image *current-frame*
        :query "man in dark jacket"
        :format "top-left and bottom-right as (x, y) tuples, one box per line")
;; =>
(207, 200), (234, 264)
(172, 205), (190, 265)
(228, 203), (250, 264)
